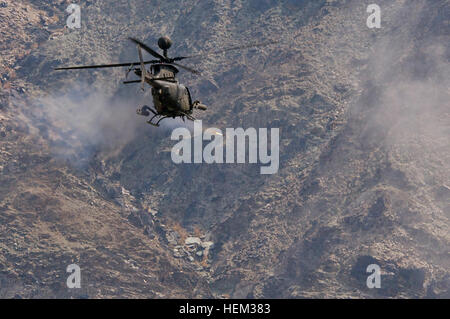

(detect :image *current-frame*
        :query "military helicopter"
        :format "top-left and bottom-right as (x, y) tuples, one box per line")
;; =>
(55, 36), (276, 126)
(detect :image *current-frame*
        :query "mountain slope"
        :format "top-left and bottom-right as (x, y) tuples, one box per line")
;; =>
(0, 0), (448, 298)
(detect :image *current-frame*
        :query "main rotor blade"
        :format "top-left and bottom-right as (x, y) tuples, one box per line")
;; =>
(54, 60), (159, 70)
(138, 45), (148, 91)
(174, 39), (279, 60)
(123, 77), (175, 84)
(129, 37), (165, 61)
(123, 80), (141, 84)
(171, 62), (201, 75)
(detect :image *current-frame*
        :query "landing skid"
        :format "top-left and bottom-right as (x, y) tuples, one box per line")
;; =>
(138, 105), (196, 127)
(147, 113), (196, 127)
(147, 115), (169, 127)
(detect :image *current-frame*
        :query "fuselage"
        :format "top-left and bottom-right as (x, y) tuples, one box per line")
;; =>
(137, 63), (193, 116)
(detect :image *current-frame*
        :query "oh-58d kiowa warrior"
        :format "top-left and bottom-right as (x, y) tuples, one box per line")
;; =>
(55, 36), (277, 127)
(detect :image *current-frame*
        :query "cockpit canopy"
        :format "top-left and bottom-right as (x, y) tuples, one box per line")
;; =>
(151, 64), (179, 78)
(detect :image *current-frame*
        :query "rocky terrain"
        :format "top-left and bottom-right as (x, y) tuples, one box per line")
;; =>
(0, 0), (449, 298)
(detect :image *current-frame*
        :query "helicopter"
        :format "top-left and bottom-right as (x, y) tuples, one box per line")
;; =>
(55, 36), (277, 126)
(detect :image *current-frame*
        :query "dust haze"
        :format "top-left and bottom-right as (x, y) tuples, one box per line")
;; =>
(29, 84), (147, 164)
(354, 2), (450, 187)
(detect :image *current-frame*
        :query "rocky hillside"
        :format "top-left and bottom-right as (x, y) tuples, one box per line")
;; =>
(0, 0), (448, 298)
